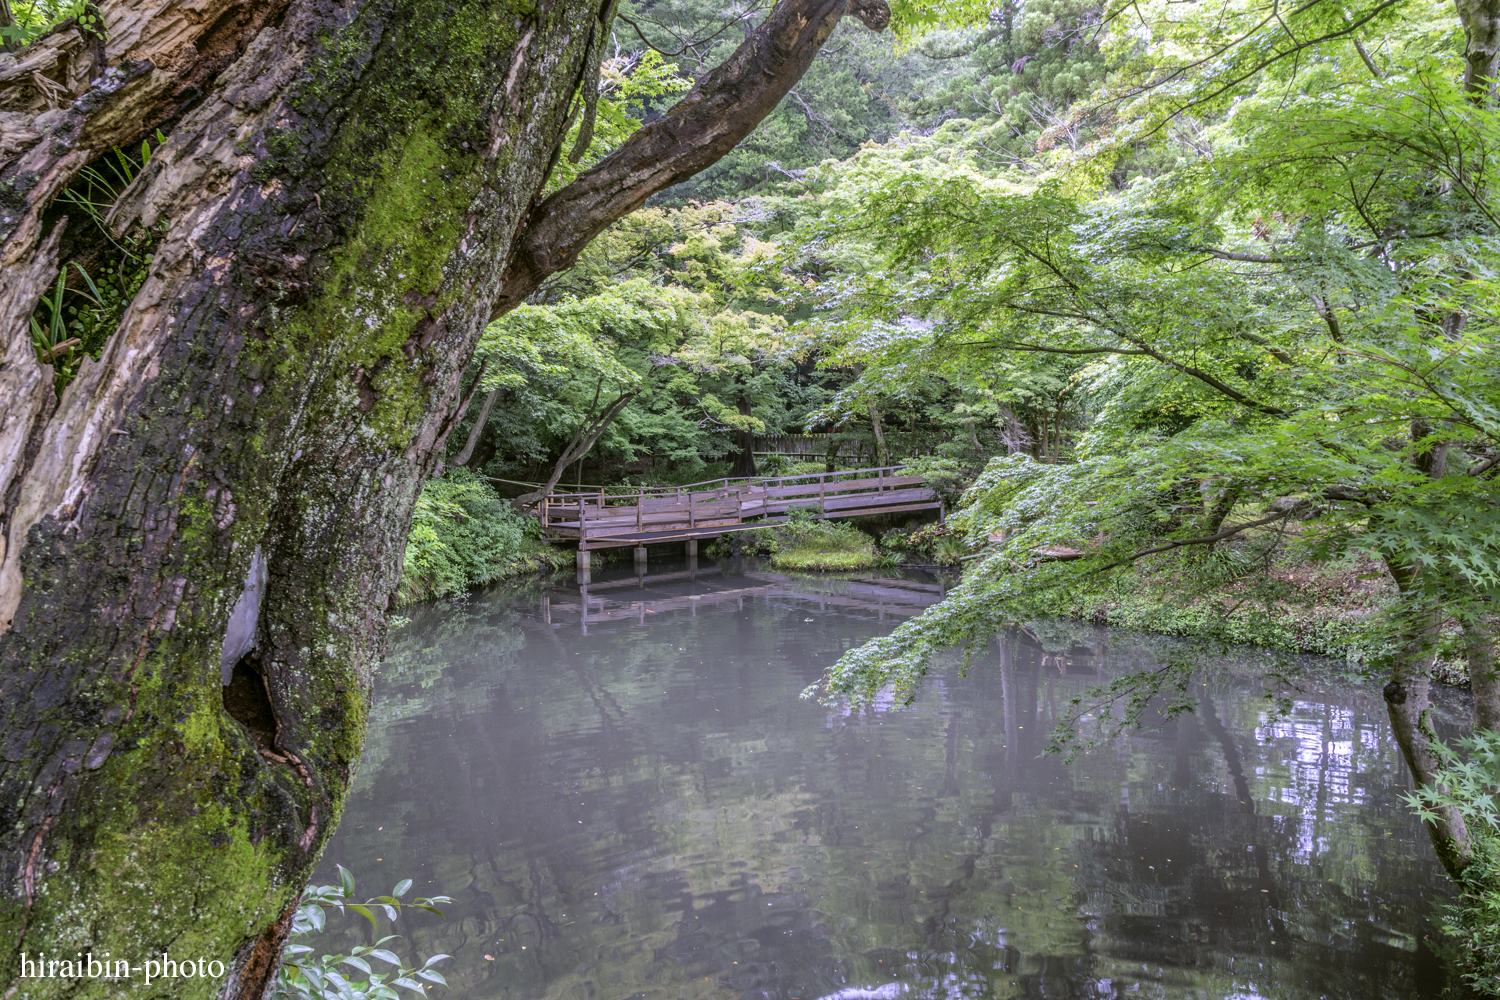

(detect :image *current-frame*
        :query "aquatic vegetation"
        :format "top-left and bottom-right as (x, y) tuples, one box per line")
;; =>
(768, 509), (877, 571)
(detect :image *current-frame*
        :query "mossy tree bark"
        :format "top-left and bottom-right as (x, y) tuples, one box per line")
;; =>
(0, 0), (888, 995)
(1379, 431), (1474, 880)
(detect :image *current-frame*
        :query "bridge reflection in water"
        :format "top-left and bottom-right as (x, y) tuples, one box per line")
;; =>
(541, 564), (950, 634)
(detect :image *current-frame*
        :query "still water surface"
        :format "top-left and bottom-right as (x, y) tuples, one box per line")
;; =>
(318, 562), (1461, 999)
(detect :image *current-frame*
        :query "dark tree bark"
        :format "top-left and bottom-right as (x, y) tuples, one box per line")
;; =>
(732, 394), (759, 478)
(1380, 434), (1472, 883)
(452, 387), (501, 467)
(1467, 615), (1500, 734)
(0, 0), (889, 993)
(491, 0), (889, 313)
(868, 402), (888, 466)
(1381, 560), (1473, 878)
(535, 382), (637, 498)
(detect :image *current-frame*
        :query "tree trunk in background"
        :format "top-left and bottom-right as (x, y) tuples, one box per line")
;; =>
(540, 391), (637, 496)
(868, 403), (887, 466)
(1467, 616), (1500, 734)
(732, 395), (759, 478)
(0, 0), (889, 993)
(1457, 0), (1500, 102)
(452, 388), (502, 467)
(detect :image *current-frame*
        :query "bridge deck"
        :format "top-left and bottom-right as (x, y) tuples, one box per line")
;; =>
(538, 465), (940, 549)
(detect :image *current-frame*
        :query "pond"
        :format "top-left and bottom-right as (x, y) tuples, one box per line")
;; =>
(315, 560), (1463, 999)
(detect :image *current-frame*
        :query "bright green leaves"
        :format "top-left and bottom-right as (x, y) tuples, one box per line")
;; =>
(546, 49), (693, 193)
(277, 866), (454, 999)
(398, 471), (538, 605)
(784, 0), (1500, 730)
(1097, 0), (1421, 146)
(1, 0), (104, 47)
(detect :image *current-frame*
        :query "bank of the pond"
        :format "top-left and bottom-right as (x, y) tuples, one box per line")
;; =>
(1056, 564), (1394, 660)
(1022, 558), (1482, 689)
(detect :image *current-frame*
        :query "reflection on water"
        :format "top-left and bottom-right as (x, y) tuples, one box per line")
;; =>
(318, 561), (1461, 1000)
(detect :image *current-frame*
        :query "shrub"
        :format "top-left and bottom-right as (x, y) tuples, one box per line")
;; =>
(901, 456), (974, 509)
(880, 522), (955, 564)
(770, 510), (876, 571)
(396, 471), (566, 606)
(932, 535), (969, 566)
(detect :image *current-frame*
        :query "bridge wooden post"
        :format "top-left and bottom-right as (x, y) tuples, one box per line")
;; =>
(577, 498), (588, 571)
(636, 487), (643, 531)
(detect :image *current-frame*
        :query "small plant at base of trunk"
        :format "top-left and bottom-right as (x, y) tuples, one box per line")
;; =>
(274, 865), (453, 1000)
(1403, 733), (1500, 994)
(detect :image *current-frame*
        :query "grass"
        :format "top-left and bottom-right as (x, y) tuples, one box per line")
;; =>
(762, 511), (878, 572)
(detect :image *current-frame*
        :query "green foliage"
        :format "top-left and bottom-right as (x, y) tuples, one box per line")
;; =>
(1406, 735), (1500, 992)
(880, 521), (949, 561)
(931, 534), (968, 566)
(727, 508), (880, 569)
(27, 138), (165, 393)
(1, 0), (104, 46)
(769, 511), (877, 571)
(788, 32), (1500, 717)
(461, 204), (821, 483)
(274, 866), (453, 1000)
(397, 471), (563, 606)
(1441, 833), (1500, 997)
(902, 457), (973, 509)
(1407, 735), (1500, 836)
(546, 50), (693, 192)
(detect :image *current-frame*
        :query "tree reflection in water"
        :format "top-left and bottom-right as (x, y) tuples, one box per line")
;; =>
(317, 562), (1460, 1000)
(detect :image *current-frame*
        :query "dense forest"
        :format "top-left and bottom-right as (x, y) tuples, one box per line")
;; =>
(429, 0), (1500, 989)
(2, 0), (1498, 990)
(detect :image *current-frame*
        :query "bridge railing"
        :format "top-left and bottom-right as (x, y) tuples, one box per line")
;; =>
(538, 465), (933, 536)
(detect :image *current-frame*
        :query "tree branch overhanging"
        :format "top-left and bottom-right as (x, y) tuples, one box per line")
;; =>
(491, 0), (890, 316)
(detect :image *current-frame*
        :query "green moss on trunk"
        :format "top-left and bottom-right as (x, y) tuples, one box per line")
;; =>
(0, 0), (596, 990)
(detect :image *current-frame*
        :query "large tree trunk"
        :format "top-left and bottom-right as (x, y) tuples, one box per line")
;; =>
(0, 0), (599, 992)
(0, 0), (888, 993)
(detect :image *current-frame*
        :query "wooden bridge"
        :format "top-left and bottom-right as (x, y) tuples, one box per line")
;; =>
(538, 465), (940, 551)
